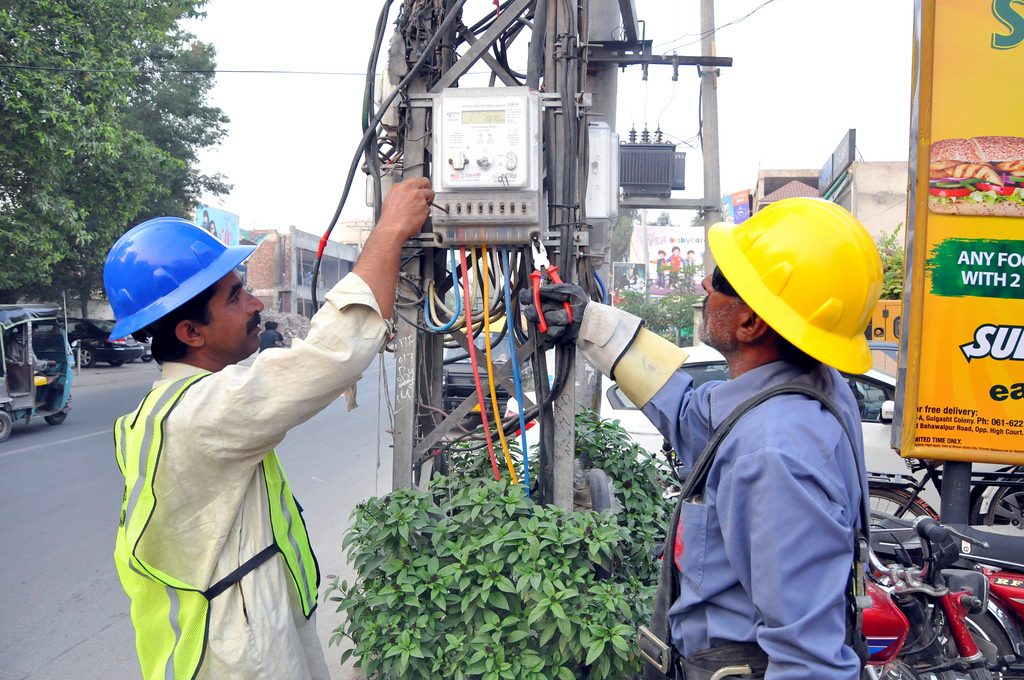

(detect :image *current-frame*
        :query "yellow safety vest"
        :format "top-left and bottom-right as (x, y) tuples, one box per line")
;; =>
(113, 374), (319, 680)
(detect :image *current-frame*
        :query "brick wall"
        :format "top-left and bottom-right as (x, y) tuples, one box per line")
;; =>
(244, 231), (281, 309)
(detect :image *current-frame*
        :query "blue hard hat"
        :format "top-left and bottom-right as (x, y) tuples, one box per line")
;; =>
(104, 217), (256, 339)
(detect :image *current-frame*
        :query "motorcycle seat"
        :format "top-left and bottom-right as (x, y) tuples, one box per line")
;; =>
(948, 523), (1024, 571)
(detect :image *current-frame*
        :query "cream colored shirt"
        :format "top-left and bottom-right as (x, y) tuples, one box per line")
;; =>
(139, 273), (385, 680)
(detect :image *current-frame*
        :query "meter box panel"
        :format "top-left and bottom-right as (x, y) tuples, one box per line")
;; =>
(585, 122), (620, 221)
(432, 87), (544, 245)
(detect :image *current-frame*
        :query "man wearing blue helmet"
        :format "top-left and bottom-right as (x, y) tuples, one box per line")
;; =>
(106, 178), (433, 680)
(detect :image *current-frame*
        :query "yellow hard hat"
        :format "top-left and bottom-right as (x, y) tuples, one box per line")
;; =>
(708, 197), (883, 374)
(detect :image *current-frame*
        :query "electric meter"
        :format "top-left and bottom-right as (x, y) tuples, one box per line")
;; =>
(431, 87), (544, 245)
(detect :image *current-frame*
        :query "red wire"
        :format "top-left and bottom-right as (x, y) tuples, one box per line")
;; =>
(459, 246), (501, 480)
(316, 231), (329, 260)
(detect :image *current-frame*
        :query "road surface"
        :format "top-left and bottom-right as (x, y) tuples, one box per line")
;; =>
(0, 357), (393, 679)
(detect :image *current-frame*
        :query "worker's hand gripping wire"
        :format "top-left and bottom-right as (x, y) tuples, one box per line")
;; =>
(519, 281), (590, 348)
(529, 238), (573, 333)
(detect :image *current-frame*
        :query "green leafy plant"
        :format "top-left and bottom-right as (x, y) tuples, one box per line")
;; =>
(328, 412), (673, 679)
(616, 290), (702, 345)
(876, 223), (906, 300)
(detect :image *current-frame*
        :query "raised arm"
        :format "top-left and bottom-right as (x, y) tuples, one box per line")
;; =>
(352, 177), (433, 319)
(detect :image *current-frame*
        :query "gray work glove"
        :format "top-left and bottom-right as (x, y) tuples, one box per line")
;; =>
(518, 282), (590, 347)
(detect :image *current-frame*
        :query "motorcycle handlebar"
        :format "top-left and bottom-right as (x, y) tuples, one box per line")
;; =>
(913, 516), (947, 543)
(913, 516), (990, 549)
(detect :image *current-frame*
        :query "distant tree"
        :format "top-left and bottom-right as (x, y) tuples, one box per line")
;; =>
(877, 223), (906, 300)
(0, 1), (228, 311)
(654, 211), (671, 226)
(610, 209), (638, 264)
(616, 290), (702, 346)
(123, 35), (231, 217)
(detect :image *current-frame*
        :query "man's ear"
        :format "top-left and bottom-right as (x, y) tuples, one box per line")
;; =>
(175, 319), (207, 349)
(735, 306), (771, 344)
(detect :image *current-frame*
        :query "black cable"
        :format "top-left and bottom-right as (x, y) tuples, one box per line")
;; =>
(363, 0), (395, 226)
(0, 63), (369, 76)
(526, 0), (547, 89)
(311, 0), (471, 310)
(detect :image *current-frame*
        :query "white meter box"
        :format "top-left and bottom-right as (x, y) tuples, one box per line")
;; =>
(431, 87), (544, 245)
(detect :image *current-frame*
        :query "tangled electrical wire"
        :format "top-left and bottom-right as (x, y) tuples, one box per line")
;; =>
(311, 0), (605, 496)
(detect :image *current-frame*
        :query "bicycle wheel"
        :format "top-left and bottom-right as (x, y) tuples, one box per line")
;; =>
(978, 485), (1024, 529)
(870, 487), (938, 522)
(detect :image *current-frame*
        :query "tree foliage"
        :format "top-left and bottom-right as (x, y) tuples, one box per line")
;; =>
(876, 223), (906, 300)
(616, 290), (702, 346)
(609, 209), (638, 264)
(0, 1), (228, 309)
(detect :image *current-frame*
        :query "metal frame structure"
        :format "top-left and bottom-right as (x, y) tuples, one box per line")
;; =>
(348, 0), (731, 506)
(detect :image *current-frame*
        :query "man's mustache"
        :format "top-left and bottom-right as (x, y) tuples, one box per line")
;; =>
(247, 314), (261, 333)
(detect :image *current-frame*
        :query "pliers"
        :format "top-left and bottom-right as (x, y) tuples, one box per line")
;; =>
(529, 238), (573, 333)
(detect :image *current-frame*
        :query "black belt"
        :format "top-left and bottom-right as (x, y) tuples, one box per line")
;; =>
(678, 642), (768, 680)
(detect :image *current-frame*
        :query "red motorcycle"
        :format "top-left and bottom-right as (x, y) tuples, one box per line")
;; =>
(868, 467), (1024, 677)
(866, 516), (1000, 679)
(950, 523), (1024, 679)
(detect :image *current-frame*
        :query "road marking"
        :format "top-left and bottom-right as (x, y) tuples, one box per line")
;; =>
(0, 429), (111, 459)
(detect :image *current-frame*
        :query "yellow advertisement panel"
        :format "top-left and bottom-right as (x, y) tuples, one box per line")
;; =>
(901, 0), (1024, 464)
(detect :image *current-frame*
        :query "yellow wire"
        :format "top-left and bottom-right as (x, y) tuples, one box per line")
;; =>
(481, 245), (518, 484)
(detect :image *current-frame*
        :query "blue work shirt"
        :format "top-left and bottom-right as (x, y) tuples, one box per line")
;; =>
(642, 360), (866, 679)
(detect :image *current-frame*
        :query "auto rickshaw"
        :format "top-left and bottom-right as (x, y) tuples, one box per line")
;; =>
(0, 305), (74, 442)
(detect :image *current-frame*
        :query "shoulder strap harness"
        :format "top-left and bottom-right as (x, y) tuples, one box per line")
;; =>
(638, 381), (871, 678)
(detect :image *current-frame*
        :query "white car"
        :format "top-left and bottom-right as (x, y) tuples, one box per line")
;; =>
(599, 343), (907, 477)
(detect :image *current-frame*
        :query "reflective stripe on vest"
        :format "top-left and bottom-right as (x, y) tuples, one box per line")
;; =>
(113, 374), (319, 680)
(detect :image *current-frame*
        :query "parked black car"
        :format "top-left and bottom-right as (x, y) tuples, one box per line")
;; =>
(66, 318), (145, 367)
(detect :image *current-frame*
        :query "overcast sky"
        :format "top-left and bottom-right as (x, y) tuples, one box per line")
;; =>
(184, 0), (914, 233)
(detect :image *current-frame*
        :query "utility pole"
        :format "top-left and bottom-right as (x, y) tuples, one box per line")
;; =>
(369, 0), (730, 509)
(699, 0), (723, 273)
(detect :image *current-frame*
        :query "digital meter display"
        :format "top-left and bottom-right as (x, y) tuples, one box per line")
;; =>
(461, 109), (506, 125)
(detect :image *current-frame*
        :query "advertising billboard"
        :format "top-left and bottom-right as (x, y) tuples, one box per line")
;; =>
(721, 190), (752, 225)
(195, 204), (241, 246)
(630, 225), (706, 296)
(897, 0), (1024, 464)
(611, 262), (647, 304)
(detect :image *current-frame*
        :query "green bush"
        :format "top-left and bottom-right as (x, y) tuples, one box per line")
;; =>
(328, 411), (674, 679)
(615, 290), (701, 345)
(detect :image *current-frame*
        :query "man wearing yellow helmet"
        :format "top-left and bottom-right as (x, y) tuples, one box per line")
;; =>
(106, 178), (433, 680)
(523, 198), (882, 679)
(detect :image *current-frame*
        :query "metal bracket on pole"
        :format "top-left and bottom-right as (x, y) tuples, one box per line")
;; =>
(429, 0), (536, 93)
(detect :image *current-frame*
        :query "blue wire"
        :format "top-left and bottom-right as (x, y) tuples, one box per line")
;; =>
(594, 271), (609, 305)
(502, 247), (531, 497)
(422, 250), (462, 333)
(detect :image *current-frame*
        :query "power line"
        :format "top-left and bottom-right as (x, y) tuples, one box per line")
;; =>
(655, 0), (781, 52)
(0, 63), (368, 76)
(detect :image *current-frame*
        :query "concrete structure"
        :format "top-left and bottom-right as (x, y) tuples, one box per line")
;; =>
(748, 161), (908, 240)
(826, 160), (909, 239)
(245, 225), (367, 317)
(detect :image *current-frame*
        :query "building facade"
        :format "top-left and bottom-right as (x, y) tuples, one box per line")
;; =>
(749, 161), (908, 240)
(245, 226), (366, 317)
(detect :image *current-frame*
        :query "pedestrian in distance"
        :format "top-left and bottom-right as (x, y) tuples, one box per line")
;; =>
(258, 319), (285, 352)
(104, 177), (433, 680)
(521, 197), (882, 680)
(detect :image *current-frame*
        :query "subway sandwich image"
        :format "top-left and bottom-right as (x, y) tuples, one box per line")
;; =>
(929, 135), (1024, 217)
